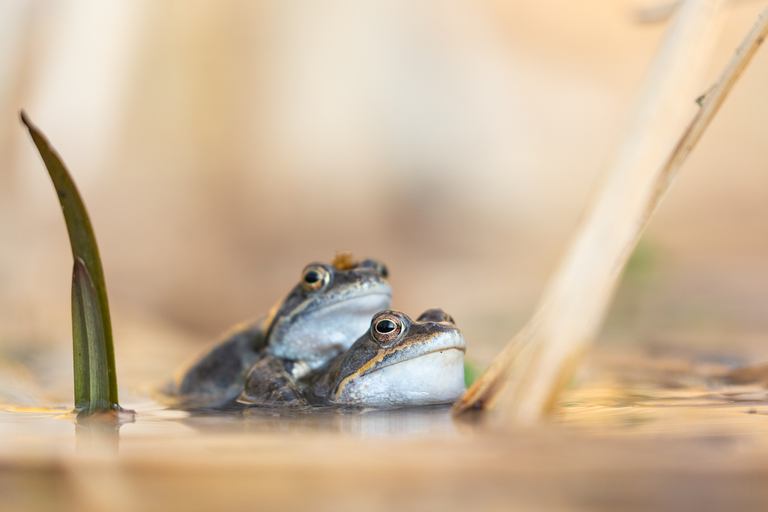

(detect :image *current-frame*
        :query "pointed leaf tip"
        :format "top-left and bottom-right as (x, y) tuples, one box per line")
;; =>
(23, 117), (121, 412)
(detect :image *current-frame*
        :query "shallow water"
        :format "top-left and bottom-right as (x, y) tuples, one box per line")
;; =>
(2, 348), (768, 511)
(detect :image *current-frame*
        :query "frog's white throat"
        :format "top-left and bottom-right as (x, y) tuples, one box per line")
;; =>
(269, 292), (392, 369)
(335, 345), (466, 407)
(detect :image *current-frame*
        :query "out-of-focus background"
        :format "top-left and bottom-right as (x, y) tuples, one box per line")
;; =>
(0, 0), (766, 396)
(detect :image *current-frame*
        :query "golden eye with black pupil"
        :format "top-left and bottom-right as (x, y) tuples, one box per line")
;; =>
(370, 313), (404, 344)
(301, 265), (330, 292)
(376, 319), (396, 334)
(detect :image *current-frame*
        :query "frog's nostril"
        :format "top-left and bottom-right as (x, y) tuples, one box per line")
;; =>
(417, 308), (455, 324)
(359, 259), (389, 278)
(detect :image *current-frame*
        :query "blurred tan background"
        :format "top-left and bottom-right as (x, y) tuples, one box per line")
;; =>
(0, 0), (766, 394)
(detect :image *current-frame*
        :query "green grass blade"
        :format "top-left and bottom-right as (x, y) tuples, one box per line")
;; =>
(20, 111), (119, 410)
(464, 360), (481, 388)
(72, 258), (111, 412)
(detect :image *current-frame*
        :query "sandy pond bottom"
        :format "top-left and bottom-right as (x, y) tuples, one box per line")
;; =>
(2, 349), (768, 512)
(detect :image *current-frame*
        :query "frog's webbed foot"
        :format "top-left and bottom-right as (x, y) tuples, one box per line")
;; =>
(237, 356), (308, 407)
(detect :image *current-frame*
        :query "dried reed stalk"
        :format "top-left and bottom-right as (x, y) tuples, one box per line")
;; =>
(455, 2), (768, 423)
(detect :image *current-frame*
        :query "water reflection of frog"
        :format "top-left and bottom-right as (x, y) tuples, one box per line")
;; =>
(238, 309), (466, 408)
(168, 255), (391, 408)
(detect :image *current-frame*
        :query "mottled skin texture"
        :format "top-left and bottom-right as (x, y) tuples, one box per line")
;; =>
(238, 356), (306, 407)
(168, 257), (390, 409)
(265, 259), (390, 369)
(237, 309), (466, 408)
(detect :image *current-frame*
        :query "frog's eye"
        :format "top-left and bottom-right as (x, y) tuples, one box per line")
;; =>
(301, 265), (330, 292)
(370, 312), (405, 344)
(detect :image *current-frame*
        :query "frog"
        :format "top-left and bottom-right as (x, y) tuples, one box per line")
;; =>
(167, 254), (391, 408)
(237, 308), (467, 408)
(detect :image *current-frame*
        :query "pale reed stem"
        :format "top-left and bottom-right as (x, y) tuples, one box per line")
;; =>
(455, 2), (768, 424)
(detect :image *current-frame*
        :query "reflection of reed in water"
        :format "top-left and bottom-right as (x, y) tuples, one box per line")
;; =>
(75, 411), (132, 455)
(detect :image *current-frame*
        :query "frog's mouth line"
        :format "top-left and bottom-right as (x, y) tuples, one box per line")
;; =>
(292, 285), (393, 318)
(267, 290), (393, 364)
(310, 290), (392, 310)
(333, 346), (466, 405)
(333, 332), (465, 399)
(371, 344), (466, 374)
(375, 330), (466, 369)
(295, 291), (394, 327)
(267, 289), (392, 334)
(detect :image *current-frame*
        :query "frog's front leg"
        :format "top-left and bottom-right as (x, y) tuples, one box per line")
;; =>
(237, 356), (309, 407)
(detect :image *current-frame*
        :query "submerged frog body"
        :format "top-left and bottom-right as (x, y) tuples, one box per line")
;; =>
(238, 308), (467, 408)
(169, 256), (391, 408)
